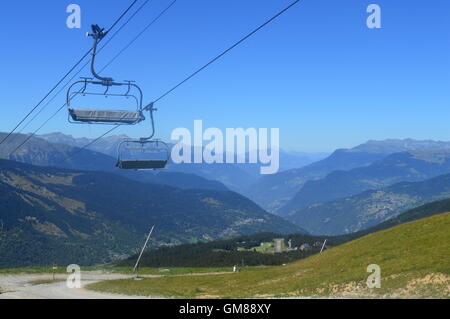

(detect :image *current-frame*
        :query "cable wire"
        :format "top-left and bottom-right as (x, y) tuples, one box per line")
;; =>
(154, 0), (301, 103)
(11, 0), (178, 160)
(15, 0), (153, 136)
(8, 0), (156, 156)
(0, 0), (141, 147)
(63, 0), (301, 163)
(102, 0), (177, 72)
(60, 126), (120, 164)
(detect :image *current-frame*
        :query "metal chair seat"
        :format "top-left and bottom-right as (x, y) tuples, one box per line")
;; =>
(69, 108), (143, 124)
(117, 160), (168, 170)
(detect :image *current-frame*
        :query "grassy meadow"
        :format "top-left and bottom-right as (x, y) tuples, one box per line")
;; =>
(87, 213), (450, 298)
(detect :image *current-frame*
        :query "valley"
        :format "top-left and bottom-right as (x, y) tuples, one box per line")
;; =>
(1, 135), (449, 299)
(0, 158), (300, 268)
(1, 0), (449, 304)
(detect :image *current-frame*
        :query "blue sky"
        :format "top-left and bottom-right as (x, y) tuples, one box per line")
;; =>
(0, 0), (449, 152)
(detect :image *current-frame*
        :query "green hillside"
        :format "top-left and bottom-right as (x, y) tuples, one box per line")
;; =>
(0, 159), (301, 268)
(89, 213), (450, 298)
(344, 197), (450, 240)
(115, 198), (450, 269)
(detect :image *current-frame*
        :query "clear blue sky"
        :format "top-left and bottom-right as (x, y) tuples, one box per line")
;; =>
(0, 0), (449, 152)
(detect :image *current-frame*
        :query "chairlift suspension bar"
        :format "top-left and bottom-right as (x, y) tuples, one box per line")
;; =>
(142, 102), (156, 141)
(88, 25), (114, 85)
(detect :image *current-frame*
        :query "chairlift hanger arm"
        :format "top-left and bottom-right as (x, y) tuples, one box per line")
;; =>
(141, 102), (157, 141)
(87, 24), (114, 85)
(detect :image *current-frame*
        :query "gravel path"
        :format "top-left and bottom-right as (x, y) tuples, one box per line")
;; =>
(0, 273), (159, 299)
(0, 271), (233, 299)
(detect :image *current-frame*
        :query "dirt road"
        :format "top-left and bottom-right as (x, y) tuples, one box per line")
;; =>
(0, 272), (157, 299)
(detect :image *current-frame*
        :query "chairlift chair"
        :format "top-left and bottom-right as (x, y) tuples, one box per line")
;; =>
(116, 139), (170, 170)
(116, 104), (170, 170)
(66, 25), (145, 125)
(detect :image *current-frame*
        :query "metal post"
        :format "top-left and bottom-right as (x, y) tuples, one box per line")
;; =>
(320, 239), (327, 254)
(52, 264), (57, 280)
(133, 226), (155, 278)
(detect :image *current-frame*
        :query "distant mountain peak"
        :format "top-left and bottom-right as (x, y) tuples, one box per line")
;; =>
(352, 138), (450, 154)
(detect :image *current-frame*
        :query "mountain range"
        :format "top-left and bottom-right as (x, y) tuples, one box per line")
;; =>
(38, 132), (328, 193)
(0, 132), (228, 192)
(288, 173), (450, 235)
(245, 139), (450, 213)
(279, 149), (450, 216)
(39, 132), (328, 172)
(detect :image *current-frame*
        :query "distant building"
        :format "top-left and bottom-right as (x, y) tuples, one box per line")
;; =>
(273, 238), (285, 253)
(299, 243), (311, 251)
